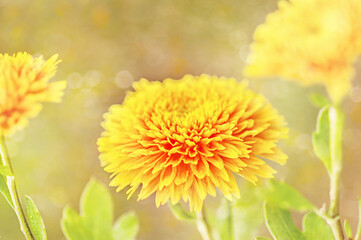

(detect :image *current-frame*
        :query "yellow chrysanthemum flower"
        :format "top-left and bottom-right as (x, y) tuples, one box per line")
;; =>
(245, 0), (361, 104)
(0, 52), (66, 135)
(98, 75), (288, 211)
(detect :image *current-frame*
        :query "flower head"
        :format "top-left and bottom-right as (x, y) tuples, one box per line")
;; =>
(245, 0), (361, 103)
(98, 75), (288, 211)
(0, 52), (66, 135)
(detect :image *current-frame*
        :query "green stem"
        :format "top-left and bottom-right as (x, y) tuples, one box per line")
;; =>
(316, 209), (343, 240)
(0, 135), (34, 240)
(327, 106), (344, 240)
(328, 170), (340, 219)
(327, 215), (344, 240)
(196, 207), (213, 240)
(227, 200), (234, 240)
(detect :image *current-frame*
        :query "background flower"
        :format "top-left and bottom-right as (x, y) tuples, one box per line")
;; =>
(245, 0), (361, 103)
(0, 52), (66, 135)
(98, 75), (288, 211)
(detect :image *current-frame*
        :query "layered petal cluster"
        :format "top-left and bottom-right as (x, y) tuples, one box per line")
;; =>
(0, 52), (66, 135)
(245, 0), (361, 103)
(98, 75), (288, 211)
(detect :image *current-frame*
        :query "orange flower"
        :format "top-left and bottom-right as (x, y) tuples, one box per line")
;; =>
(0, 52), (66, 135)
(98, 75), (288, 211)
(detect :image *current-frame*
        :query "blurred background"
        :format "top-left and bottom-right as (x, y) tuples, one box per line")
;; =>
(0, 0), (361, 239)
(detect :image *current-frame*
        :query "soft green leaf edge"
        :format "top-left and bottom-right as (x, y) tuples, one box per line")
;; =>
(265, 180), (315, 212)
(312, 107), (331, 173)
(61, 206), (90, 240)
(113, 211), (139, 240)
(355, 198), (361, 240)
(302, 211), (333, 240)
(0, 175), (14, 208)
(264, 202), (306, 240)
(25, 195), (47, 240)
(310, 93), (330, 108)
(61, 179), (140, 240)
(344, 219), (352, 239)
(169, 202), (197, 221)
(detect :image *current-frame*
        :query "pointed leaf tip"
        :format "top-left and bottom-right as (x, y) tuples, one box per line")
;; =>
(310, 93), (330, 108)
(79, 179), (113, 239)
(61, 179), (139, 240)
(113, 211), (139, 240)
(344, 219), (352, 239)
(25, 196), (47, 240)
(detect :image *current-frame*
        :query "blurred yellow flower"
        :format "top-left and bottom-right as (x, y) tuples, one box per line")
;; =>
(245, 0), (361, 103)
(0, 52), (66, 135)
(98, 74), (288, 211)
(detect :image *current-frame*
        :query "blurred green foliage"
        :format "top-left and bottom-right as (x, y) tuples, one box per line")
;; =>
(61, 179), (139, 240)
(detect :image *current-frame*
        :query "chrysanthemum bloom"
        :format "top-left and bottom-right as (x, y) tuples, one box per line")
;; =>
(98, 75), (288, 211)
(245, 0), (361, 104)
(0, 52), (66, 135)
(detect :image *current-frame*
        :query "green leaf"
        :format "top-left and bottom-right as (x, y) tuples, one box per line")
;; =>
(217, 199), (233, 240)
(344, 219), (352, 239)
(310, 93), (330, 108)
(25, 196), (47, 240)
(62, 179), (140, 240)
(61, 206), (91, 240)
(80, 179), (113, 240)
(264, 202), (306, 240)
(355, 198), (361, 240)
(0, 165), (12, 176)
(312, 107), (331, 173)
(0, 175), (13, 208)
(264, 180), (315, 212)
(303, 211), (333, 240)
(255, 237), (272, 240)
(61, 179), (116, 240)
(113, 211), (139, 240)
(169, 202), (196, 221)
